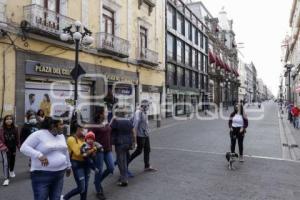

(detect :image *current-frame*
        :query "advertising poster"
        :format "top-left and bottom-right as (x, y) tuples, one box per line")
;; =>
(25, 81), (91, 122)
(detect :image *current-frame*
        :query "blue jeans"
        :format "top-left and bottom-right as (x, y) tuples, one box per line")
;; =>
(94, 151), (114, 193)
(31, 170), (65, 200)
(64, 160), (90, 200)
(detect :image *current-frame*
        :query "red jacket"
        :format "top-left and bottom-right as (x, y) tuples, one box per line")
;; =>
(291, 107), (300, 117)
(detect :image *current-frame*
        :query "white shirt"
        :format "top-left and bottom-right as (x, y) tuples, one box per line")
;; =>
(232, 114), (244, 128)
(20, 130), (71, 172)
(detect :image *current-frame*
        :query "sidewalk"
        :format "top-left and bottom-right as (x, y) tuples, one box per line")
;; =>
(278, 108), (300, 161)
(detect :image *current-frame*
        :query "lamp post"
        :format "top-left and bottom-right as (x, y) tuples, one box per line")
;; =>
(284, 61), (294, 104)
(225, 78), (229, 110)
(60, 21), (94, 112)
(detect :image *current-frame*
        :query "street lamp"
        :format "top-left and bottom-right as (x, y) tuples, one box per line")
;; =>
(284, 61), (294, 104)
(225, 78), (229, 110)
(60, 20), (94, 113)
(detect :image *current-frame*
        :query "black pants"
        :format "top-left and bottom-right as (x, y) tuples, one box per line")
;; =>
(129, 137), (150, 168)
(230, 127), (244, 156)
(7, 148), (16, 172)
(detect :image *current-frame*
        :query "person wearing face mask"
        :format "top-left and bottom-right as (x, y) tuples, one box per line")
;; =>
(20, 118), (71, 200)
(20, 113), (39, 145)
(128, 100), (157, 172)
(228, 104), (249, 162)
(62, 121), (96, 200)
(0, 115), (20, 186)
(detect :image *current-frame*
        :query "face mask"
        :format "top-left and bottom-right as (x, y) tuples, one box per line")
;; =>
(39, 116), (45, 122)
(5, 120), (13, 125)
(29, 118), (37, 124)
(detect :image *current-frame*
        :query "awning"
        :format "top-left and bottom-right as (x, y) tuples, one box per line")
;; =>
(209, 51), (216, 64)
(216, 56), (222, 68)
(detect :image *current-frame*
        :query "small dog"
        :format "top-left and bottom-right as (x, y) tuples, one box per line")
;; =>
(225, 152), (239, 170)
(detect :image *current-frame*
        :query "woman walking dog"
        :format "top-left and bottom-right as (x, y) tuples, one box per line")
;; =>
(228, 104), (248, 162)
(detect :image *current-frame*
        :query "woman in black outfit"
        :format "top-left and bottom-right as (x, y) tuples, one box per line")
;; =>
(228, 104), (248, 162)
(0, 115), (19, 185)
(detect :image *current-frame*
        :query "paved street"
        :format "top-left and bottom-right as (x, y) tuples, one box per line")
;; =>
(1, 102), (300, 200)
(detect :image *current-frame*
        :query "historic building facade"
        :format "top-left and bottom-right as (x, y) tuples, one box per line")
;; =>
(0, 0), (165, 123)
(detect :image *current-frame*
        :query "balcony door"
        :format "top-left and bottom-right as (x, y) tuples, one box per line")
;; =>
(35, 0), (61, 30)
(140, 26), (148, 58)
(101, 7), (115, 48)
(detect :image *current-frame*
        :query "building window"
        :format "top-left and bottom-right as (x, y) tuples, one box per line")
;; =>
(185, 20), (191, 40)
(195, 51), (198, 69)
(185, 44), (191, 66)
(177, 12), (184, 35)
(167, 64), (176, 86)
(189, 71), (193, 87)
(195, 73), (199, 88)
(177, 67), (184, 87)
(177, 39), (184, 64)
(39, 0), (60, 12)
(200, 53), (204, 71)
(140, 26), (148, 52)
(191, 26), (195, 43)
(201, 74), (204, 89)
(195, 30), (199, 45)
(102, 7), (115, 34)
(185, 69), (190, 87)
(167, 34), (175, 60)
(204, 36), (208, 53)
(200, 31), (204, 49)
(192, 49), (196, 68)
(167, 4), (176, 29)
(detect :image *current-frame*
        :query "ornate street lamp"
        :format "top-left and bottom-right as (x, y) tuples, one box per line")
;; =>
(60, 21), (94, 113)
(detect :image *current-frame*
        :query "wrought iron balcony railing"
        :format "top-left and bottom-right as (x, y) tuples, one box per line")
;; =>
(138, 47), (159, 66)
(23, 4), (75, 36)
(96, 32), (130, 58)
(0, 2), (6, 23)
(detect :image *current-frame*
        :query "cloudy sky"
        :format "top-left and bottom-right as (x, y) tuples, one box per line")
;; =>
(196, 0), (292, 96)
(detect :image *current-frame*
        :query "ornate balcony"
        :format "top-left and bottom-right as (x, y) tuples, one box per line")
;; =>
(0, 2), (6, 23)
(23, 4), (75, 38)
(96, 32), (130, 58)
(138, 47), (159, 66)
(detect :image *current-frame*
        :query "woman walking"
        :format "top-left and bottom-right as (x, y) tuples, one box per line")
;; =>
(63, 121), (96, 200)
(228, 104), (248, 162)
(90, 107), (114, 199)
(20, 112), (39, 145)
(20, 118), (71, 200)
(0, 115), (19, 186)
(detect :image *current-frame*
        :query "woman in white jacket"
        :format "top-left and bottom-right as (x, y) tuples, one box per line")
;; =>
(20, 118), (71, 200)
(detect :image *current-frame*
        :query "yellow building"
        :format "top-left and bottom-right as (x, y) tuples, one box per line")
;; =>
(0, 0), (165, 123)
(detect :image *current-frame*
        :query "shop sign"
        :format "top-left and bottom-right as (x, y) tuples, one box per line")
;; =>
(35, 64), (72, 76)
(105, 73), (138, 85)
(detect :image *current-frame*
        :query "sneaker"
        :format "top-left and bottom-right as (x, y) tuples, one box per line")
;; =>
(2, 179), (9, 186)
(96, 192), (106, 200)
(144, 166), (158, 172)
(9, 171), (15, 178)
(239, 155), (244, 162)
(117, 181), (128, 187)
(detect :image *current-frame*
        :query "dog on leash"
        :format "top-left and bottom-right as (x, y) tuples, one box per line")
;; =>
(225, 152), (239, 170)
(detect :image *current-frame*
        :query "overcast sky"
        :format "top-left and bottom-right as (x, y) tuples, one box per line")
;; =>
(196, 0), (292, 96)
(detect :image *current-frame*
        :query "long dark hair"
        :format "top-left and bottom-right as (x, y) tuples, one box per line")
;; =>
(2, 115), (16, 130)
(233, 104), (245, 116)
(44, 94), (51, 103)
